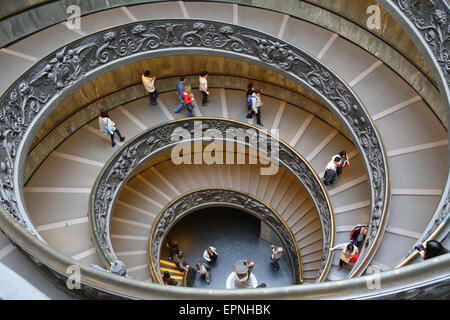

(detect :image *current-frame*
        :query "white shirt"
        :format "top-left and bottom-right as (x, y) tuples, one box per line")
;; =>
(331, 243), (358, 256)
(325, 160), (337, 171)
(251, 94), (262, 113)
(142, 75), (155, 92)
(99, 117), (115, 135)
(197, 264), (208, 275)
(203, 246), (217, 262)
(332, 154), (348, 166)
(199, 76), (208, 92)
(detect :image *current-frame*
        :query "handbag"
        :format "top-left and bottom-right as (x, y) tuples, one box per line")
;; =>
(350, 252), (359, 263)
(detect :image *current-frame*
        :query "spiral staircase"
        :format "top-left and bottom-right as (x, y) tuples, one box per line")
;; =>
(0, 0), (449, 299)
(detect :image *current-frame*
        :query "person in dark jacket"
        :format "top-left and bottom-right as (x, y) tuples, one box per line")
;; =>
(162, 271), (177, 286)
(270, 245), (283, 271)
(350, 224), (368, 248)
(168, 239), (180, 260)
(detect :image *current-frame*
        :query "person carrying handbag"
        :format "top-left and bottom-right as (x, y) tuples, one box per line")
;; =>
(98, 109), (125, 147)
(329, 242), (359, 270)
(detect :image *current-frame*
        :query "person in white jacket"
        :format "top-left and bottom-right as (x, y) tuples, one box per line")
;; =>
(203, 246), (218, 264)
(99, 109), (125, 147)
(329, 242), (358, 270)
(246, 90), (263, 126)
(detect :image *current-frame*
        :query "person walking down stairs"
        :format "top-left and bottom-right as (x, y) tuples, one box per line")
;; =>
(322, 156), (341, 185)
(199, 71), (209, 106)
(98, 109), (125, 147)
(196, 261), (210, 284)
(141, 70), (158, 105)
(246, 82), (256, 109)
(182, 84), (195, 117)
(203, 246), (218, 265)
(162, 271), (178, 286)
(246, 90), (263, 126)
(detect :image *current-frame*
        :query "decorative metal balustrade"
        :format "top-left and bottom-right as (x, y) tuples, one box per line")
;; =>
(0, 0), (445, 297)
(89, 118), (333, 282)
(148, 188), (304, 284)
(0, 19), (390, 281)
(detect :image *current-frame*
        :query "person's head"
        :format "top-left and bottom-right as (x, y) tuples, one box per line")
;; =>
(277, 247), (283, 253)
(196, 262), (202, 269)
(247, 82), (255, 91)
(346, 243), (354, 253)
(100, 109), (109, 118)
(201, 71), (208, 78)
(249, 261), (254, 267)
(178, 251), (183, 258)
(333, 156), (341, 163)
(254, 90), (261, 97)
(259, 283), (267, 288)
(163, 271), (170, 279)
(169, 239), (178, 246)
(206, 247), (212, 254)
(184, 84), (192, 93)
(179, 76), (186, 83)
(423, 240), (447, 260)
(339, 151), (347, 158)
(144, 70), (150, 77)
(361, 226), (368, 236)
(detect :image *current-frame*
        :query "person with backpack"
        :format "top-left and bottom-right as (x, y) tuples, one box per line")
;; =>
(246, 90), (263, 126)
(350, 224), (368, 248)
(141, 70), (158, 105)
(246, 82), (255, 109)
(329, 243), (359, 270)
(199, 71), (209, 106)
(98, 109), (125, 147)
(167, 239), (180, 260)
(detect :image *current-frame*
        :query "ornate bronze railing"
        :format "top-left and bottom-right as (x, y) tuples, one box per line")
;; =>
(0, 19), (389, 280)
(148, 187), (304, 284)
(89, 118), (333, 282)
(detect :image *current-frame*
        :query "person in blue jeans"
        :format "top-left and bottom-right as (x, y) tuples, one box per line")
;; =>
(174, 76), (187, 113)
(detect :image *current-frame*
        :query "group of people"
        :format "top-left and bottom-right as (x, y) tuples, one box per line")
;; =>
(98, 73), (269, 147)
(173, 72), (210, 117)
(162, 239), (218, 286)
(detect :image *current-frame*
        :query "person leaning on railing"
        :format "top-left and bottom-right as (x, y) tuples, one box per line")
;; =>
(415, 240), (448, 261)
(330, 243), (359, 270)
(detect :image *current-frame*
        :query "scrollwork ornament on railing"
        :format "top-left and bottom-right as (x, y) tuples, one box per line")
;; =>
(0, 19), (387, 278)
(90, 118), (332, 282)
(149, 188), (302, 284)
(396, 0), (450, 87)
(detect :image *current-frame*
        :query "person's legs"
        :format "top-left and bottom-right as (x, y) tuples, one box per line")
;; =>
(246, 111), (255, 119)
(323, 169), (332, 185)
(201, 91), (208, 105)
(187, 103), (193, 117)
(256, 110), (262, 125)
(110, 133), (115, 147)
(150, 91), (158, 104)
(336, 165), (343, 176)
(114, 129), (125, 142)
(328, 170), (337, 184)
(205, 271), (210, 283)
(273, 260), (280, 271)
(174, 99), (185, 113)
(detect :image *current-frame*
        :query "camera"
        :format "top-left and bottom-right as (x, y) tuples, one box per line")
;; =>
(415, 244), (424, 252)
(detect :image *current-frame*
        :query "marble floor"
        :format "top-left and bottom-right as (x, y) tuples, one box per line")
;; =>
(161, 207), (293, 289)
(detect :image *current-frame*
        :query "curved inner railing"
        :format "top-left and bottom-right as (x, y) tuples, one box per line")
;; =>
(0, 19), (390, 280)
(89, 117), (334, 282)
(148, 187), (303, 285)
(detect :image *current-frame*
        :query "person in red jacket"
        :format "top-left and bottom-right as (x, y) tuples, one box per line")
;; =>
(182, 84), (194, 117)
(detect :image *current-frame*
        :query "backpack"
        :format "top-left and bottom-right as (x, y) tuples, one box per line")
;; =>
(103, 118), (113, 135)
(247, 95), (252, 107)
(350, 225), (365, 240)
